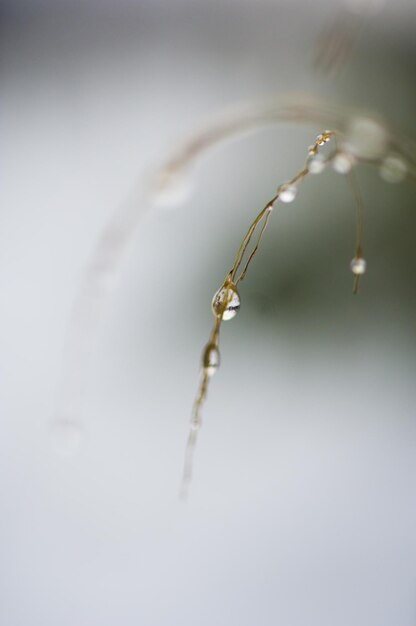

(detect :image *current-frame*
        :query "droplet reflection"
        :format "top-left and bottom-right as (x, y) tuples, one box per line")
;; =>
(212, 283), (241, 320)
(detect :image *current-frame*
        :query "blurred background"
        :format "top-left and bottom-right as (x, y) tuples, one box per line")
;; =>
(1, 1), (416, 625)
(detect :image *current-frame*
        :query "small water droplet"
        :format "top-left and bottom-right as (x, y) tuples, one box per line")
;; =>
(344, 117), (387, 159)
(307, 153), (326, 174)
(278, 184), (297, 203)
(332, 152), (354, 174)
(202, 343), (220, 377)
(379, 155), (407, 184)
(212, 282), (241, 320)
(315, 131), (332, 145)
(350, 257), (367, 275)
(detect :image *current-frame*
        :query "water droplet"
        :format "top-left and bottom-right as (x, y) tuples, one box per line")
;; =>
(307, 153), (326, 174)
(212, 282), (240, 320)
(315, 130), (332, 145)
(379, 155), (407, 184)
(278, 184), (297, 203)
(350, 257), (367, 275)
(344, 117), (387, 159)
(202, 343), (220, 376)
(332, 152), (354, 174)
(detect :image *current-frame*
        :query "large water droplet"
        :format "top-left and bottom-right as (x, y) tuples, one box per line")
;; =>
(202, 343), (220, 376)
(212, 282), (240, 320)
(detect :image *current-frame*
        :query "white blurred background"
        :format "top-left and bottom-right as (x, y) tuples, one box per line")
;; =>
(1, 1), (416, 625)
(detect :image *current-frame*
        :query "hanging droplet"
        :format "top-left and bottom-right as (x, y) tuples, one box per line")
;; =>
(332, 152), (354, 174)
(307, 153), (326, 174)
(212, 282), (240, 320)
(350, 257), (367, 275)
(202, 343), (220, 377)
(315, 130), (332, 145)
(379, 155), (407, 184)
(278, 184), (297, 203)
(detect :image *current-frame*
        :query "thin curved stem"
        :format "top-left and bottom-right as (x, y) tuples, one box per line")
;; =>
(235, 206), (273, 285)
(180, 130), (338, 498)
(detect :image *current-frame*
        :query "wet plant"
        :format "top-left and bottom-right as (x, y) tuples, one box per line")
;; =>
(52, 96), (416, 488)
(164, 104), (416, 498)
